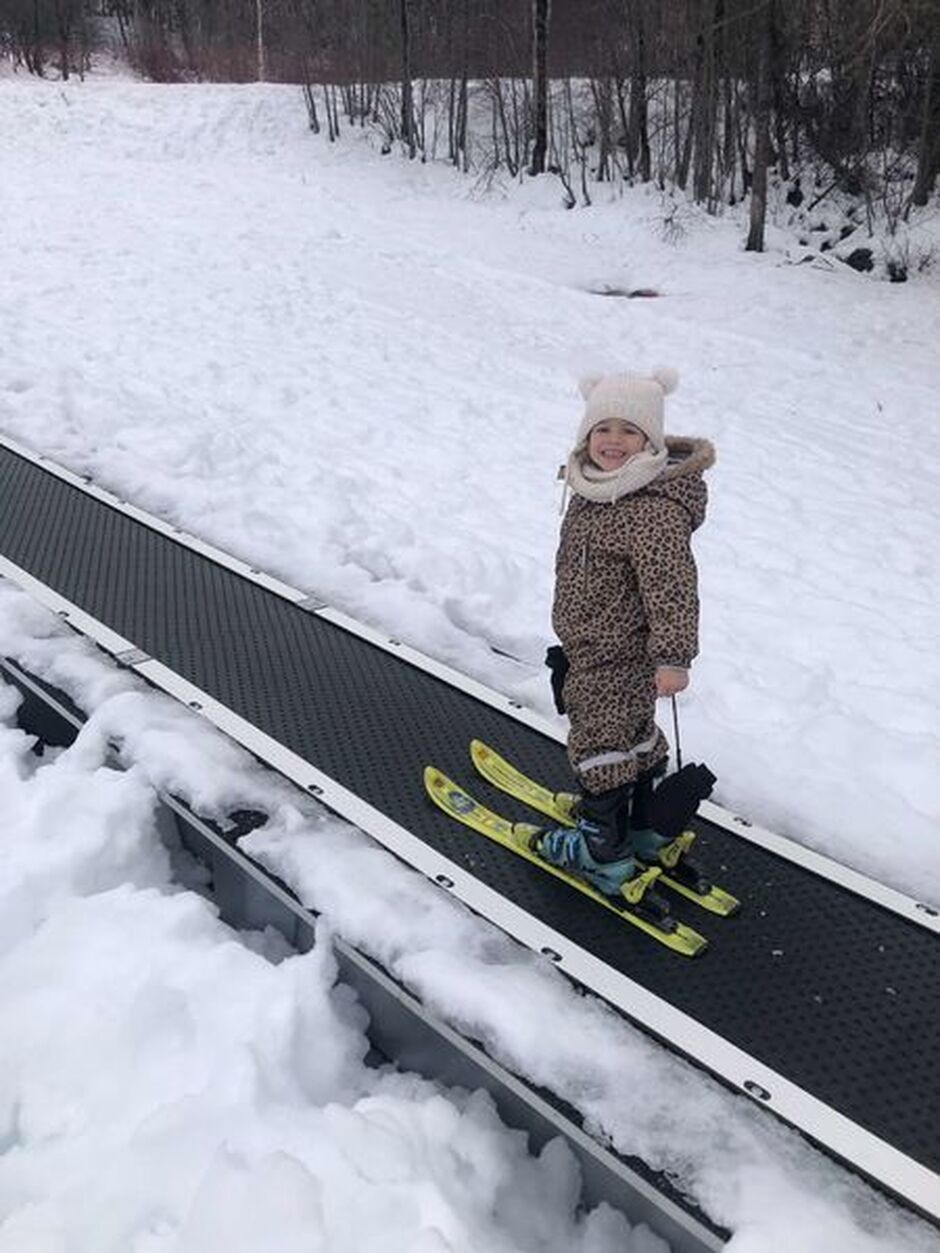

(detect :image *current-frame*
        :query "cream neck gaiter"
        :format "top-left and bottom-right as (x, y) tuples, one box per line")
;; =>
(565, 444), (668, 503)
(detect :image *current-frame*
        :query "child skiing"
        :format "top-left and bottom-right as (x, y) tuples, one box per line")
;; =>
(534, 368), (716, 917)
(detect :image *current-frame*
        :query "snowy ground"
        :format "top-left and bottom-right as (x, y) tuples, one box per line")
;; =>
(0, 77), (938, 1252)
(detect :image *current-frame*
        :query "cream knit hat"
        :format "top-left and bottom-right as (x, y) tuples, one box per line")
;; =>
(576, 368), (679, 454)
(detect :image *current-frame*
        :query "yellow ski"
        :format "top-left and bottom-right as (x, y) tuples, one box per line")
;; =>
(470, 740), (739, 918)
(424, 766), (708, 958)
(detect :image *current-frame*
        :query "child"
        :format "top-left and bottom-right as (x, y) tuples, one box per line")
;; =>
(535, 368), (715, 914)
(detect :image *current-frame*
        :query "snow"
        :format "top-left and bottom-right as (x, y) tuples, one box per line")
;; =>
(0, 76), (938, 1252)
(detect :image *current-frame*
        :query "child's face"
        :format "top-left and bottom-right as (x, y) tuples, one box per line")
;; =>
(587, 420), (647, 471)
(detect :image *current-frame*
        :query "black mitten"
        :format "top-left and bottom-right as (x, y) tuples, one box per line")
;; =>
(544, 645), (569, 714)
(647, 763), (717, 840)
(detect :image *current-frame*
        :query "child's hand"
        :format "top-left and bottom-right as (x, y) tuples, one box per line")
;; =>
(655, 666), (689, 697)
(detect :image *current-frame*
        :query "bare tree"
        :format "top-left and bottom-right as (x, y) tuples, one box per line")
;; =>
(910, 6), (940, 207)
(5, 0), (936, 256)
(529, 0), (551, 174)
(690, 0), (719, 207)
(399, 0), (416, 158)
(746, 0), (774, 252)
(626, 0), (651, 182)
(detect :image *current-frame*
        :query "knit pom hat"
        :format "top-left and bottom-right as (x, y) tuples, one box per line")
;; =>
(576, 368), (679, 454)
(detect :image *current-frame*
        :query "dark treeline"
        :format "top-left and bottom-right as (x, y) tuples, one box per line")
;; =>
(4, 0), (939, 253)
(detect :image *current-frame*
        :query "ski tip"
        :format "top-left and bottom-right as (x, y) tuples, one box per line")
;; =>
(425, 766), (476, 816)
(424, 765), (448, 795)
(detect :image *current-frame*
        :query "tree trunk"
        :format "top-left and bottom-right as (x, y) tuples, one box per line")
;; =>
(326, 83), (340, 142)
(692, 0), (718, 206)
(746, 1), (774, 252)
(910, 39), (940, 206)
(256, 0), (265, 81)
(769, 4), (789, 183)
(591, 77), (612, 182)
(627, 0), (651, 182)
(400, 0), (415, 159)
(55, 0), (73, 79)
(676, 79), (694, 189)
(529, 0), (551, 174)
(452, 0), (469, 171)
(302, 80), (320, 133)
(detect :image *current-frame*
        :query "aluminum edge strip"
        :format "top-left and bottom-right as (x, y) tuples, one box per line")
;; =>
(698, 800), (940, 933)
(0, 432), (936, 930)
(0, 657), (726, 1253)
(0, 566), (932, 1221)
(0, 556), (141, 657)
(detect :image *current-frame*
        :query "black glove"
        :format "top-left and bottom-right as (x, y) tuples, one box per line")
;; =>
(647, 763), (717, 840)
(545, 645), (569, 714)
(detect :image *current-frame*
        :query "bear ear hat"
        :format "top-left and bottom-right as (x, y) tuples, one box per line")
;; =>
(578, 374), (604, 400)
(651, 366), (679, 395)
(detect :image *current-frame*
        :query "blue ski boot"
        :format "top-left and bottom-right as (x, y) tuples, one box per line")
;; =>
(534, 822), (641, 897)
(532, 785), (671, 920)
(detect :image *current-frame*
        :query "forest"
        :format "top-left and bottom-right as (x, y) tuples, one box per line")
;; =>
(4, 0), (939, 260)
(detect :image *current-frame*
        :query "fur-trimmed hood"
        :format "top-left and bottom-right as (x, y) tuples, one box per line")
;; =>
(641, 435), (715, 531)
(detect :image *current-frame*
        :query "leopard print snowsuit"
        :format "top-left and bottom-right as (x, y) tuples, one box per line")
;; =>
(553, 436), (715, 794)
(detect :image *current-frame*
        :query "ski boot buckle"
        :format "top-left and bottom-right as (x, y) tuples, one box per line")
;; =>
(621, 865), (663, 906)
(658, 830), (696, 869)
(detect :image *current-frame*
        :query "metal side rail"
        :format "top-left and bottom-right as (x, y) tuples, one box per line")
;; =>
(2, 657), (726, 1253)
(0, 435), (937, 1227)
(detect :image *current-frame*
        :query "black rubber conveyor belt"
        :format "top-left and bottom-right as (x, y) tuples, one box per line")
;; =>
(0, 441), (937, 1224)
